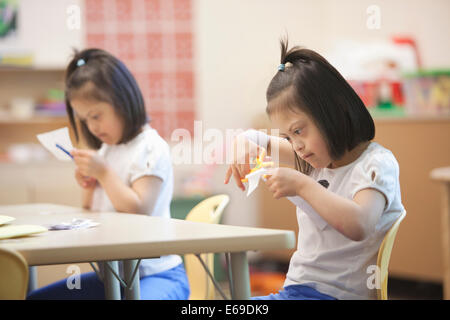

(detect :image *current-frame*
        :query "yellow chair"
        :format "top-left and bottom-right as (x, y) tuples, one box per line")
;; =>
(0, 247), (29, 300)
(184, 194), (230, 300)
(376, 210), (407, 300)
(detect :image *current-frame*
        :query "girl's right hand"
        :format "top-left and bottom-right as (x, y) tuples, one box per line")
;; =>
(224, 134), (267, 191)
(75, 168), (97, 189)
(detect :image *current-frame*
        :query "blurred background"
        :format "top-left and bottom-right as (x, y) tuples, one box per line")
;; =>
(0, 0), (449, 299)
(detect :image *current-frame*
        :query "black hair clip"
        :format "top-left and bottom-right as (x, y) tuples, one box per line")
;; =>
(318, 180), (329, 188)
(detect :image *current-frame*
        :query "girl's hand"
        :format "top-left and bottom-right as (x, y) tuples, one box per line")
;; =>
(264, 167), (304, 199)
(74, 168), (97, 189)
(224, 134), (266, 191)
(71, 149), (107, 181)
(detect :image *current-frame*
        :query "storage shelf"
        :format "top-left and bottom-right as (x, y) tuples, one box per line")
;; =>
(0, 66), (65, 72)
(0, 117), (68, 125)
(373, 114), (450, 122)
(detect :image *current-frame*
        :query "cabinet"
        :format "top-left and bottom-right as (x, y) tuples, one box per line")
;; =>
(0, 68), (67, 147)
(256, 116), (450, 282)
(0, 70), (84, 291)
(374, 118), (450, 281)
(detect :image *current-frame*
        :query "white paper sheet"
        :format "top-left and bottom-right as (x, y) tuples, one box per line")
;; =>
(36, 127), (74, 161)
(245, 168), (268, 196)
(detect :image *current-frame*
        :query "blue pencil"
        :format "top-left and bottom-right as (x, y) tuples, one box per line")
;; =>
(55, 143), (74, 159)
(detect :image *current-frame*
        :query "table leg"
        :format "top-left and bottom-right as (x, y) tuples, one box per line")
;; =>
(123, 259), (140, 300)
(229, 252), (251, 299)
(103, 261), (121, 300)
(27, 266), (38, 294)
(441, 183), (450, 300)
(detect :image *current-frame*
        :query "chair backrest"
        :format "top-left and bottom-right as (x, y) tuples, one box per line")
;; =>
(184, 194), (230, 300)
(376, 210), (406, 300)
(0, 247), (29, 300)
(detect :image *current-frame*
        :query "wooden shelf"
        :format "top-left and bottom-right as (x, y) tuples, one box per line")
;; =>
(0, 117), (71, 153)
(373, 114), (450, 123)
(0, 117), (68, 125)
(369, 106), (450, 122)
(0, 66), (65, 72)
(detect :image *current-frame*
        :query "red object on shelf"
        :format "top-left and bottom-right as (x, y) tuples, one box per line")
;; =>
(349, 80), (405, 108)
(391, 81), (404, 105)
(391, 36), (422, 69)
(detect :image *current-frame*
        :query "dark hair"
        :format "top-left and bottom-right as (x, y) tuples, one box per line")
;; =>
(266, 38), (375, 174)
(65, 48), (147, 149)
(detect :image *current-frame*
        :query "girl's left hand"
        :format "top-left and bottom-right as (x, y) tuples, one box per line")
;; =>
(264, 167), (304, 199)
(71, 149), (107, 180)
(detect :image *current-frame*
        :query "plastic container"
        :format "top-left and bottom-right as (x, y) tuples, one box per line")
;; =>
(402, 70), (450, 116)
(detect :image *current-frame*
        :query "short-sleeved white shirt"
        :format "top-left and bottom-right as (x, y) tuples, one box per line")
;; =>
(284, 142), (405, 299)
(91, 124), (182, 277)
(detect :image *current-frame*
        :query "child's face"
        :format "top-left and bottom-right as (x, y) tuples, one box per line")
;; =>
(269, 108), (332, 169)
(70, 98), (124, 145)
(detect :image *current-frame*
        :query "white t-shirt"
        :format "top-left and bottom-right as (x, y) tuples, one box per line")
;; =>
(91, 124), (182, 278)
(284, 142), (405, 299)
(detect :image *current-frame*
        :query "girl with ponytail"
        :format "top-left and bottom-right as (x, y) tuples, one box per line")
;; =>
(225, 38), (405, 300)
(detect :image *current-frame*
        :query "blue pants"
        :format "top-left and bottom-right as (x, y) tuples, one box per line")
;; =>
(27, 264), (190, 300)
(251, 284), (337, 300)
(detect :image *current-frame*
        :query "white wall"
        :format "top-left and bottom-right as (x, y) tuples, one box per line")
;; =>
(0, 0), (84, 69)
(193, 0), (450, 227)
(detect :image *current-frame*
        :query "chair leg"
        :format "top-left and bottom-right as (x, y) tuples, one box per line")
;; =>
(194, 254), (230, 300)
(225, 252), (234, 298)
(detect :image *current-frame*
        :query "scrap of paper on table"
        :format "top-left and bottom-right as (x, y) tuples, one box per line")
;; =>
(37, 127), (74, 161)
(47, 218), (100, 231)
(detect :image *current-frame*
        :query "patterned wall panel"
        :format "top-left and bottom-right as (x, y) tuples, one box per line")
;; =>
(85, 0), (195, 139)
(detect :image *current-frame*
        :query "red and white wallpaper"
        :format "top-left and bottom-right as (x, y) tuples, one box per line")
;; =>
(85, 0), (195, 139)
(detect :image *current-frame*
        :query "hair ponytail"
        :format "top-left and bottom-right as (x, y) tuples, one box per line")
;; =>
(266, 37), (375, 173)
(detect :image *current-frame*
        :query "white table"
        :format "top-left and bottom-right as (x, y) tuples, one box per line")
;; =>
(0, 203), (296, 300)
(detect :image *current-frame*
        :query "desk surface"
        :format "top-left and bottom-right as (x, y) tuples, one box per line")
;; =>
(0, 203), (296, 266)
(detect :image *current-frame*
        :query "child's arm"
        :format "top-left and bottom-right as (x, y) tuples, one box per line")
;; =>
(298, 175), (386, 241)
(81, 188), (95, 210)
(74, 168), (96, 209)
(264, 167), (386, 241)
(224, 130), (295, 190)
(72, 149), (160, 214)
(98, 169), (162, 214)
